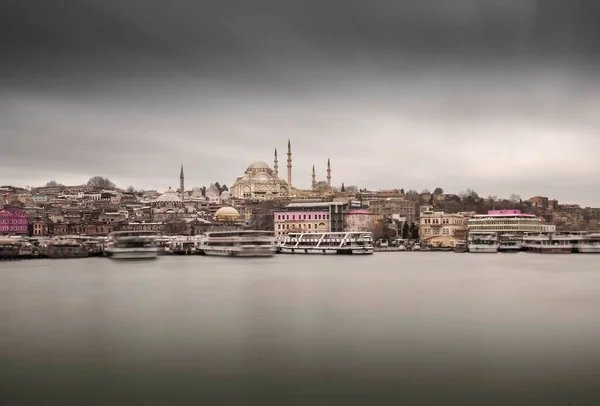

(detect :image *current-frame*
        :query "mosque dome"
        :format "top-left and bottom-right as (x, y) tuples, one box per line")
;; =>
(247, 161), (271, 171)
(214, 206), (240, 222)
(155, 187), (181, 203)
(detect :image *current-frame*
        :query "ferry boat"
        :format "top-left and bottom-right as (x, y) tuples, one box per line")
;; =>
(522, 234), (571, 254)
(575, 233), (600, 253)
(453, 241), (468, 253)
(40, 239), (89, 259)
(467, 232), (499, 253)
(105, 231), (159, 260)
(498, 234), (522, 253)
(0, 238), (21, 260)
(198, 230), (276, 257)
(278, 232), (374, 255)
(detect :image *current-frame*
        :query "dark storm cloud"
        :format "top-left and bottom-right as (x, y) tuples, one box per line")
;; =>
(1, 0), (600, 204)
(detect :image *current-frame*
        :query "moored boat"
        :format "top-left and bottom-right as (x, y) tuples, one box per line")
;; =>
(40, 240), (89, 259)
(278, 232), (374, 255)
(498, 234), (522, 253)
(0, 238), (22, 260)
(453, 241), (468, 253)
(575, 233), (600, 253)
(522, 234), (571, 254)
(105, 231), (159, 260)
(468, 232), (499, 253)
(198, 230), (276, 257)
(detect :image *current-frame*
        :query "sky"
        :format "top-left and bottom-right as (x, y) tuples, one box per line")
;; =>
(2, 0), (600, 206)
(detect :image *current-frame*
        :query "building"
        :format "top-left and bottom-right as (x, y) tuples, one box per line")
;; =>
(0, 206), (29, 235)
(343, 209), (376, 233)
(467, 210), (542, 234)
(230, 142), (293, 200)
(419, 210), (467, 247)
(367, 198), (417, 223)
(273, 202), (344, 237)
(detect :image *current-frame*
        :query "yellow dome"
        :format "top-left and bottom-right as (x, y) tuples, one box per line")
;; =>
(214, 206), (240, 221)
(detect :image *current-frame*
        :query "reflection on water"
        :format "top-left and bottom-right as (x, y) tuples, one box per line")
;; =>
(1, 254), (600, 405)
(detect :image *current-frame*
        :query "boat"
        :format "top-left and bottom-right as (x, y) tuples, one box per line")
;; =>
(577, 233), (600, 253)
(18, 240), (35, 258)
(498, 234), (522, 253)
(105, 231), (159, 260)
(453, 242), (468, 253)
(522, 234), (571, 254)
(0, 238), (22, 260)
(198, 230), (276, 257)
(467, 232), (499, 253)
(278, 232), (374, 255)
(40, 239), (89, 259)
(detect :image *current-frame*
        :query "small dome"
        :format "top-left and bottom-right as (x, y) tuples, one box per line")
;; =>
(155, 188), (182, 203)
(214, 206), (240, 221)
(247, 161), (271, 171)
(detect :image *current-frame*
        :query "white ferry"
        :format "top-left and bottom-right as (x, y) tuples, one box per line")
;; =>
(522, 234), (572, 254)
(105, 231), (159, 260)
(498, 234), (522, 253)
(278, 232), (374, 255)
(576, 233), (600, 253)
(467, 232), (499, 253)
(198, 230), (276, 257)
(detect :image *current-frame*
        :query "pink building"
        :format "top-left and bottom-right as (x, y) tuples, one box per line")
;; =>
(0, 206), (29, 235)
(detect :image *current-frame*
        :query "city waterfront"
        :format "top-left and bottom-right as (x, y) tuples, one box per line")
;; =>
(1, 254), (600, 405)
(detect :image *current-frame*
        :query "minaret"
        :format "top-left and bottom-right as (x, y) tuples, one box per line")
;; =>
(287, 140), (292, 188)
(312, 165), (316, 190)
(274, 148), (279, 177)
(327, 158), (331, 188)
(180, 164), (185, 203)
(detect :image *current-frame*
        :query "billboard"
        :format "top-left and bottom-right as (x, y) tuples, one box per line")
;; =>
(350, 200), (362, 208)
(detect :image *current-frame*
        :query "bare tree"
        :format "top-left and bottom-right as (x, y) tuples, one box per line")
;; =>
(87, 176), (116, 189)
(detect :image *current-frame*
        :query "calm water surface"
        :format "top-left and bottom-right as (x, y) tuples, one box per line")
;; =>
(1, 254), (600, 405)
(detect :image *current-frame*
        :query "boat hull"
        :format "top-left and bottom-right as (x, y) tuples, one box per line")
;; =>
(278, 246), (374, 255)
(202, 247), (276, 257)
(468, 244), (498, 253)
(107, 249), (158, 260)
(527, 246), (571, 254)
(577, 245), (600, 253)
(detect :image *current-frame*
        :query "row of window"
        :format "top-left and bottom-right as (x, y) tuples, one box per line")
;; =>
(1, 227), (27, 231)
(276, 214), (329, 220)
(422, 218), (463, 225)
(423, 228), (453, 235)
(277, 223), (327, 230)
(0, 219), (27, 224)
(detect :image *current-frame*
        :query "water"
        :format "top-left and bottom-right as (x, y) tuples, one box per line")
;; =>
(1, 254), (600, 405)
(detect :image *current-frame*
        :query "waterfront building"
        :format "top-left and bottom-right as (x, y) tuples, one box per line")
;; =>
(273, 202), (344, 237)
(468, 210), (542, 234)
(419, 210), (467, 247)
(0, 206), (29, 235)
(367, 198), (417, 223)
(343, 209), (376, 233)
(230, 142), (292, 200)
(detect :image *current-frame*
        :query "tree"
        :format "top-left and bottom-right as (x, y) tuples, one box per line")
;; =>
(402, 222), (410, 239)
(406, 189), (419, 196)
(45, 180), (64, 187)
(409, 222), (419, 240)
(373, 220), (396, 241)
(433, 187), (444, 195)
(201, 186), (207, 197)
(87, 176), (115, 189)
(345, 185), (358, 193)
(509, 193), (521, 202)
(421, 189), (431, 194)
(341, 183), (345, 192)
(126, 186), (136, 193)
(400, 188), (405, 195)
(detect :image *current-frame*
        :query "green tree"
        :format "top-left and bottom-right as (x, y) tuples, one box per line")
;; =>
(341, 183), (345, 192)
(409, 222), (419, 240)
(433, 187), (444, 195)
(402, 222), (410, 239)
(45, 180), (64, 187)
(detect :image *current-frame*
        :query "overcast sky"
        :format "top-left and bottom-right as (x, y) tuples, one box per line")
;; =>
(2, 1), (600, 205)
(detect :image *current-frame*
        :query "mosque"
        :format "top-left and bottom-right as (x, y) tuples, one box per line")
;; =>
(230, 140), (333, 200)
